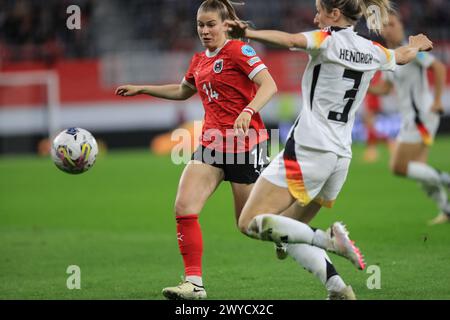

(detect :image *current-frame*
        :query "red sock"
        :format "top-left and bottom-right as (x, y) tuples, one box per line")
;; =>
(176, 214), (203, 277)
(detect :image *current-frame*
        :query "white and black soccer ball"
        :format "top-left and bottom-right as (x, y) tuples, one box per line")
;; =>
(51, 128), (98, 174)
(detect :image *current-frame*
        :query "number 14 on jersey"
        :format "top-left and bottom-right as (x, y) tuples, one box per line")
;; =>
(203, 82), (219, 102)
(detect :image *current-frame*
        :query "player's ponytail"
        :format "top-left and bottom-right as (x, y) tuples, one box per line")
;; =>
(218, 0), (243, 21)
(320, 0), (392, 33)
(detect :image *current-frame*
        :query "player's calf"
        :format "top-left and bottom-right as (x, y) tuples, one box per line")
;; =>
(440, 171), (450, 189)
(245, 215), (366, 270)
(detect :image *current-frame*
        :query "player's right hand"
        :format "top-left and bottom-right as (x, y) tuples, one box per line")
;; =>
(430, 100), (444, 114)
(115, 85), (141, 97)
(409, 34), (433, 52)
(234, 112), (251, 137)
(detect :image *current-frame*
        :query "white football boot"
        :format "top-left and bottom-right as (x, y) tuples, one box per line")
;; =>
(326, 222), (366, 270)
(162, 281), (207, 300)
(429, 212), (450, 225)
(327, 285), (357, 300)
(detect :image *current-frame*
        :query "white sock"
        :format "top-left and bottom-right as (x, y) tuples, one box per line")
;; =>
(311, 229), (331, 249)
(407, 162), (441, 186)
(248, 214), (330, 249)
(326, 275), (347, 292)
(407, 162), (448, 210)
(421, 183), (449, 211)
(185, 276), (203, 287)
(287, 244), (346, 292)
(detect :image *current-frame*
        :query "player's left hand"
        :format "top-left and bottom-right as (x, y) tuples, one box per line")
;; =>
(225, 19), (248, 39)
(409, 34), (433, 52)
(430, 100), (444, 114)
(234, 112), (251, 136)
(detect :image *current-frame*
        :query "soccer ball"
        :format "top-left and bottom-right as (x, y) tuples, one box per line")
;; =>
(51, 128), (98, 174)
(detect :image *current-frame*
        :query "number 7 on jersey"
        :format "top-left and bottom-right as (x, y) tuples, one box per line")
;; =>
(310, 66), (363, 124)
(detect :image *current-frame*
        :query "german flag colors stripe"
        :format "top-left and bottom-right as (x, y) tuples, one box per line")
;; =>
(312, 31), (330, 49)
(373, 41), (393, 62)
(416, 121), (433, 146)
(283, 137), (311, 206)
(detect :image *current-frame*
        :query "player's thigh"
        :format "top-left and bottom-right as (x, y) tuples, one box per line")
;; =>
(261, 146), (337, 207)
(226, 142), (270, 223)
(315, 156), (351, 208)
(288, 146), (338, 206)
(175, 160), (224, 216)
(238, 177), (296, 232)
(390, 142), (429, 175)
(230, 182), (254, 225)
(282, 201), (322, 224)
(392, 113), (439, 174)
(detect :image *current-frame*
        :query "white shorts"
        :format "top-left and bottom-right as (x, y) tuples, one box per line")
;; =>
(261, 143), (350, 208)
(397, 112), (440, 146)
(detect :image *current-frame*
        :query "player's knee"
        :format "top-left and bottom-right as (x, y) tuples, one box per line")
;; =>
(237, 215), (251, 235)
(174, 199), (197, 216)
(391, 161), (407, 176)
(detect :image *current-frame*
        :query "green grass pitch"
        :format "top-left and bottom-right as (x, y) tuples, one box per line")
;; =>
(1, 139), (450, 300)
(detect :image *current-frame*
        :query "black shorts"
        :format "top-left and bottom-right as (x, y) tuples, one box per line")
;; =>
(191, 142), (270, 184)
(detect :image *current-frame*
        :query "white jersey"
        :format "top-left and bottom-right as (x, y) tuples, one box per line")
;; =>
(291, 26), (396, 158)
(382, 51), (435, 121)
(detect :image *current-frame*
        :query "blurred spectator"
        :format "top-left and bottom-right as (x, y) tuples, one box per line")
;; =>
(0, 0), (449, 63)
(0, 0), (93, 64)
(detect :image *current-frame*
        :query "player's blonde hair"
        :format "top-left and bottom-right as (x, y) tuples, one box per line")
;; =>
(320, 0), (392, 32)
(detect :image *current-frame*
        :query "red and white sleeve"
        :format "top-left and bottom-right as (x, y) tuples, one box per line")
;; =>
(182, 54), (198, 90)
(231, 42), (267, 80)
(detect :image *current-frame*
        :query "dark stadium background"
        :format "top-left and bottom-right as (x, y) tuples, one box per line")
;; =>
(0, 0), (449, 153)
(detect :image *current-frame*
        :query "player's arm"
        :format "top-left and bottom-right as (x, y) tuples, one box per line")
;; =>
(368, 79), (394, 96)
(248, 69), (278, 113)
(115, 83), (196, 101)
(226, 20), (307, 49)
(245, 29), (307, 50)
(429, 58), (447, 113)
(234, 69), (278, 136)
(395, 34), (433, 65)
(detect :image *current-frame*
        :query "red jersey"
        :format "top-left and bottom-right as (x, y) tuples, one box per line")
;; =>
(182, 40), (269, 153)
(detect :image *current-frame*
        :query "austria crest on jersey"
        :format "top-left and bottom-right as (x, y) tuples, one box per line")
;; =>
(213, 59), (224, 73)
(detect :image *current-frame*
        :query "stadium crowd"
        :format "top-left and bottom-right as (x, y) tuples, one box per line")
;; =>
(0, 0), (449, 63)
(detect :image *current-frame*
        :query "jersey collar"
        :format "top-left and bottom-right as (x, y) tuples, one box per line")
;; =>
(326, 25), (354, 33)
(205, 40), (231, 58)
